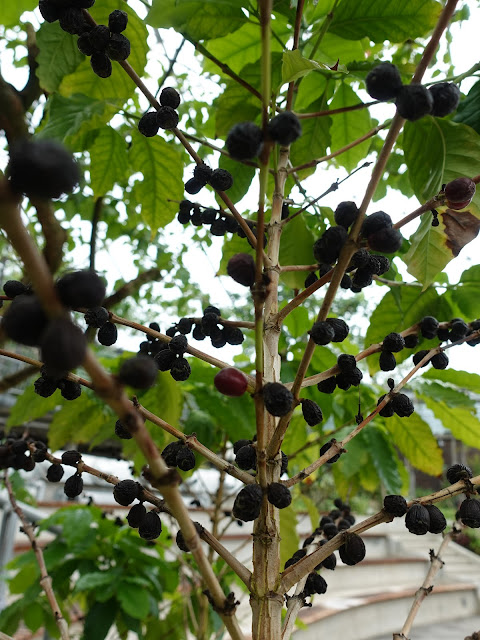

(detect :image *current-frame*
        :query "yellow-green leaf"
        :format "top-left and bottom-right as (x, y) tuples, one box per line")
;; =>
(129, 132), (185, 233)
(281, 50), (332, 85)
(384, 413), (443, 476)
(279, 505), (299, 570)
(279, 215), (316, 289)
(36, 22), (85, 93)
(423, 396), (480, 449)
(90, 127), (129, 197)
(329, 83), (373, 173)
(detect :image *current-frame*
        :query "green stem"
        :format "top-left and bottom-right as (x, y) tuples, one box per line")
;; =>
(308, 0), (340, 59)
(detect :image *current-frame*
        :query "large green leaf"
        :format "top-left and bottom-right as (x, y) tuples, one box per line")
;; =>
(384, 413), (443, 476)
(422, 395), (480, 449)
(60, 0), (148, 101)
(452, 265), (480, 318)
(454, 80), (480, 135)
(416, 382), (475, 409)
(129, 132), (185, 233)
(75, 571), (119, 593)
(147, 0), (246, 40)
(403, 117), (480, 208)
(279, 215), (316, 289)
(37, 94), (119, 151)
(117, 581), (150, 619)
(313, 32), (367, 66)
(421, 368), (480, 394)
(214, 83), (261, 138)
(6, 383), (59, 429)
(329, 83), (373, 172)
(36, 22), (84, 93)
(207, 21), (287, 74)
(217, 155), (256, 204)
(289, 106), (331, 170)
(90, 127), (130, 197)
(279, 506), (299, 570)
(83, 600), (117, 640)
(403, 212), (450, 288)
(364, 426), (402, 494)
(330, 0), (442, 42)
(0, 0), (36, 27)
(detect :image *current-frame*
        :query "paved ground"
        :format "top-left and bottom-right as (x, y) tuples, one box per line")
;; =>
(369, 616), (480, 640)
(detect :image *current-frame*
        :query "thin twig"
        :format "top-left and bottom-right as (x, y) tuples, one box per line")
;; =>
(394, 531), (454, 639)
(4, 473), (70, 640)
(288, 123), (388, 174)
(89, 197), (103, 272)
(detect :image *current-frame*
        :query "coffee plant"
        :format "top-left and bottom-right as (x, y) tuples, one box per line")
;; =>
(1, 0), (480, 639)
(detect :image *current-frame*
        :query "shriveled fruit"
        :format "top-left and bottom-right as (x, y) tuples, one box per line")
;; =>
(64, 473), (83, 498)
(227, 253), (256, 287)
(309, 321), (335, 345)
(263, 382), (293, 417)
(425, 504), (447, 534)
(127, 503), (147, 528)
(339, 533), (366, 565)
(301, 399), (323, 426)
(232, 484), (263, 521)
(56, 270), (106, 309)
(235, 445), (256, 470)
(383, 494), (408, 517)
(139, 511), (162, 540)
(267, 483), (292, 509)
(459, 498), (480, 528)
(113, 479), (141, 506)
(446, 463), (473, 484)
(428, 82), (460, 117)
(226, 122), (263, 160)
(320, 440), (340, 463)
(267, 111), (302, 146)
(405, 504), (430, 535)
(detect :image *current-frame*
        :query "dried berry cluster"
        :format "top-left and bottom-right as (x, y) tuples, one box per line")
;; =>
(177, 200), (240, 236)
(137, 325), (191, 381)
(365, 62), (461, 121)
(161, 440), (196, 471)
(165, 305), (245, 350)
(138, 87), (181, 136)
(377, 391), (414, 418)
(316, 352), (363, 396)
(34, 365), (82, 400)
(0, 438), (40, 472)
(77, 11), (131, 78)
(39, 2), (131, 78)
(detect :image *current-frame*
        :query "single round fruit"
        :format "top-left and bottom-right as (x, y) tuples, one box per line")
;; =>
(395, 84), (433, 121)
(214, 368), (248, 397)
(428, 82), (461, 117)
(444, 177), (476, 207)
(365, 62), (402, 101)
(8, 139), (80, 199)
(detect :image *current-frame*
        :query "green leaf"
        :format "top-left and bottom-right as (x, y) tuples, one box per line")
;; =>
(147, 0), (246, 40)
(279, 216), (316, 289)
(36, 22), (84, 92)
(6, 384), (59, 429)
(0, 0), (36, 27)
(214, 83), (260, 138)
(37, 94), (119, 151)
(136, 372), (183, 428)
(83, 600), (117, 640)
(289, 107), (331, 170)
(23, 602), (44, 634)
(90, 127), (129, 197)
(217, 155), (256, 204)
(207, 21), (287, 74)
(329, 83), (373, 172)
(117, 581), (150, 619)
(74, 571), (119, 593)
(403, 118), (480, 209)
(60, 0), (148, 101)
(384, 413), (443, 476)
(364, 426), (402, 493)
(281, 50), (332, 85)
(453, 80), (480, 135)
(452, 265), (480, 318)
(403, 212), (452, 288)
(421, 367), (480, 394)
(130, 132), (185, 233)
(279, 505), (299, 570)
(330, 0), (442, 42)
(313, 32), (367, 66)
(422, 396), (480, 448)
(62, 508), (94, 548)
(417, 382), (475, 409)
